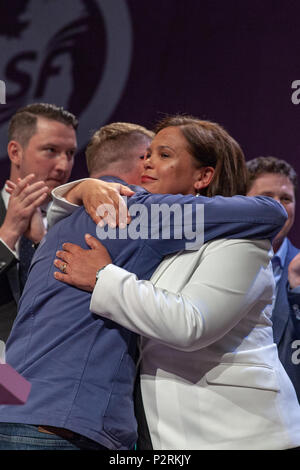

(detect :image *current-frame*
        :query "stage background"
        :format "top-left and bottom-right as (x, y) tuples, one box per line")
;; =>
(0, 0), (299, 244)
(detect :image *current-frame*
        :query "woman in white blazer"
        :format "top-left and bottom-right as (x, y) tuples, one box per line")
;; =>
(53, 116), (300, 449)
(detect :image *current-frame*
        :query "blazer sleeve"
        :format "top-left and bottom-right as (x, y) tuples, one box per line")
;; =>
(48, 180), (287, 242)
(0, 239), (18, 276)
(47, 179), (89, 228)
(90, 239), (273, 351)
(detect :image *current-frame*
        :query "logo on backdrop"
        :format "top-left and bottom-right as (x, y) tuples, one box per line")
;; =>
(0, 0), (132, 159)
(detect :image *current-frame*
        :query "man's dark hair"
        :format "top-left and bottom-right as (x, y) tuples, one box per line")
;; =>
(247, 156), (298, 194)
(8, 103), (78, 148)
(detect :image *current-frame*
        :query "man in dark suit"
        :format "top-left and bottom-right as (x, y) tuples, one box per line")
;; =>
(247, 156), (300, 403)
(0, 103), (78, 342)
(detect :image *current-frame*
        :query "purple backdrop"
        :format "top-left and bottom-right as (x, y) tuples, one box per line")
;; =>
(0, 0), (299, 243)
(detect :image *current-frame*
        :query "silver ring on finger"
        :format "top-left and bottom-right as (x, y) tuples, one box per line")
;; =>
(61, 263), (67, 274)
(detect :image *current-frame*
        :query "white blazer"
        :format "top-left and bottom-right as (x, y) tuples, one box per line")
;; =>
(91, 239), (300, 450)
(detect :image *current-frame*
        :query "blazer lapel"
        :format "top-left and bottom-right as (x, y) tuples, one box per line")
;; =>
(0, 193), (21, 303)
(0, 194), (6, 225)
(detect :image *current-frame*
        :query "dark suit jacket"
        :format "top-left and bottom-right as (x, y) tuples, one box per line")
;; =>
(272, 238), (300, 403)
(0, 194), (19, 342)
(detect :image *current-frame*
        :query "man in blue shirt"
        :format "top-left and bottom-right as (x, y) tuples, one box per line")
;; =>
(247, 156), (300, 404)
(0, 125), (286, 450)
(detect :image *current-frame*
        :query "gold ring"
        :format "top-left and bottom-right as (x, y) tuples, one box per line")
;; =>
(61, 263), (67, 273)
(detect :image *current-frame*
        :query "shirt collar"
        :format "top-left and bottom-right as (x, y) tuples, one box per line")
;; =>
(99, 175), (127, 185)
(1, 186), (9, 209)
(273, 237), (288, 269)
(99, 175), (145, 193)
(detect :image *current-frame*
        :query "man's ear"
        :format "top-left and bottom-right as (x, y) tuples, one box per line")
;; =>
(194, 166), (215, 192)
(7, 140), (23, 167)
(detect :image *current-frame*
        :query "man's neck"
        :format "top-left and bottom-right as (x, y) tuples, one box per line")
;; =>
(91, 172), (125, 181)
(8, 166), (20, 185)
(273, 238), (283, 254)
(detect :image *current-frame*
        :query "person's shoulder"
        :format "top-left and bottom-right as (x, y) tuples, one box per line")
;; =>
(47, 205), (93, 236)
(203, 238), (271, 254)
(287, 237), (300, 253)
(66, 206), (98, 233)
(285, 238), (300, 266)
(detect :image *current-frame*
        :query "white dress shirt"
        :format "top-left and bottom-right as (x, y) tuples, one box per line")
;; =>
(0, 188), (19, 258)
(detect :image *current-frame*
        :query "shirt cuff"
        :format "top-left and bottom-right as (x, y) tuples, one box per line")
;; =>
(0, 237), (18, 259)
(51, 179), (89, 206)
(47, 179), (90, 228)
(90, 264), (123, 315)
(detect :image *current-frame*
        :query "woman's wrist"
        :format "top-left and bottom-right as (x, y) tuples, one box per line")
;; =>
(66, 179), (109, 206)
(64, 181), (89, 205)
